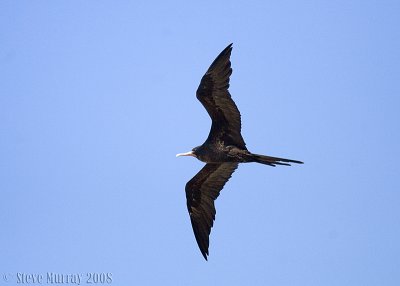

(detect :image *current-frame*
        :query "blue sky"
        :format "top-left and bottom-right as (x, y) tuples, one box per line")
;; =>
(1, 1), (399, 285)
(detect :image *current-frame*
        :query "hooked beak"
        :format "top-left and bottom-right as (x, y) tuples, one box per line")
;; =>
(176, 151), (195, 157)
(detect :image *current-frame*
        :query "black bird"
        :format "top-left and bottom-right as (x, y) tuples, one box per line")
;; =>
(176, 43), (303, 260)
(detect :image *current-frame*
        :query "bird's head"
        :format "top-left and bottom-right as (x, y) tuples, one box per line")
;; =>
(176, 146), (199, 158)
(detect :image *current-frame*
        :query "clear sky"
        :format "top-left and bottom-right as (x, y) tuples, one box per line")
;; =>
(1, 1), (399, 285)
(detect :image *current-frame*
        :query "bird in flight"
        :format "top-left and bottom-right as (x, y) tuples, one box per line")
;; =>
(176, 43), (303, 260)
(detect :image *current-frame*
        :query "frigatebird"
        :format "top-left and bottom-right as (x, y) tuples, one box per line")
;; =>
(176, 43), (303, 260)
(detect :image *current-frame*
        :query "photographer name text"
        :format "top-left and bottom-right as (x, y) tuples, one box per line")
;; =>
(3, 272), (112, 284)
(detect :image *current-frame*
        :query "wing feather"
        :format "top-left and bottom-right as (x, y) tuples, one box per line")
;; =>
(196, 44), (246, 149)
(185, 162), (239, 260)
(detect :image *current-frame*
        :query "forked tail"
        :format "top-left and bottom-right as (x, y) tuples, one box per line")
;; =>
(249, 153), (304, 167)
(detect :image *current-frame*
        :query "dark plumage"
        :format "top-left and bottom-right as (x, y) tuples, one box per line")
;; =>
(177, 43), (303, 260)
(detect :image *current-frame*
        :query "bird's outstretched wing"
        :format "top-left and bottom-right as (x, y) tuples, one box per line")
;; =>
(196, 44), (246, 149)
(185, 162), (239, 260)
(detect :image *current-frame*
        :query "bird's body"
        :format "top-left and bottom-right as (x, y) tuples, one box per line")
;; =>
(192, 144), (246, 163)
(177, 43), (303, 260)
